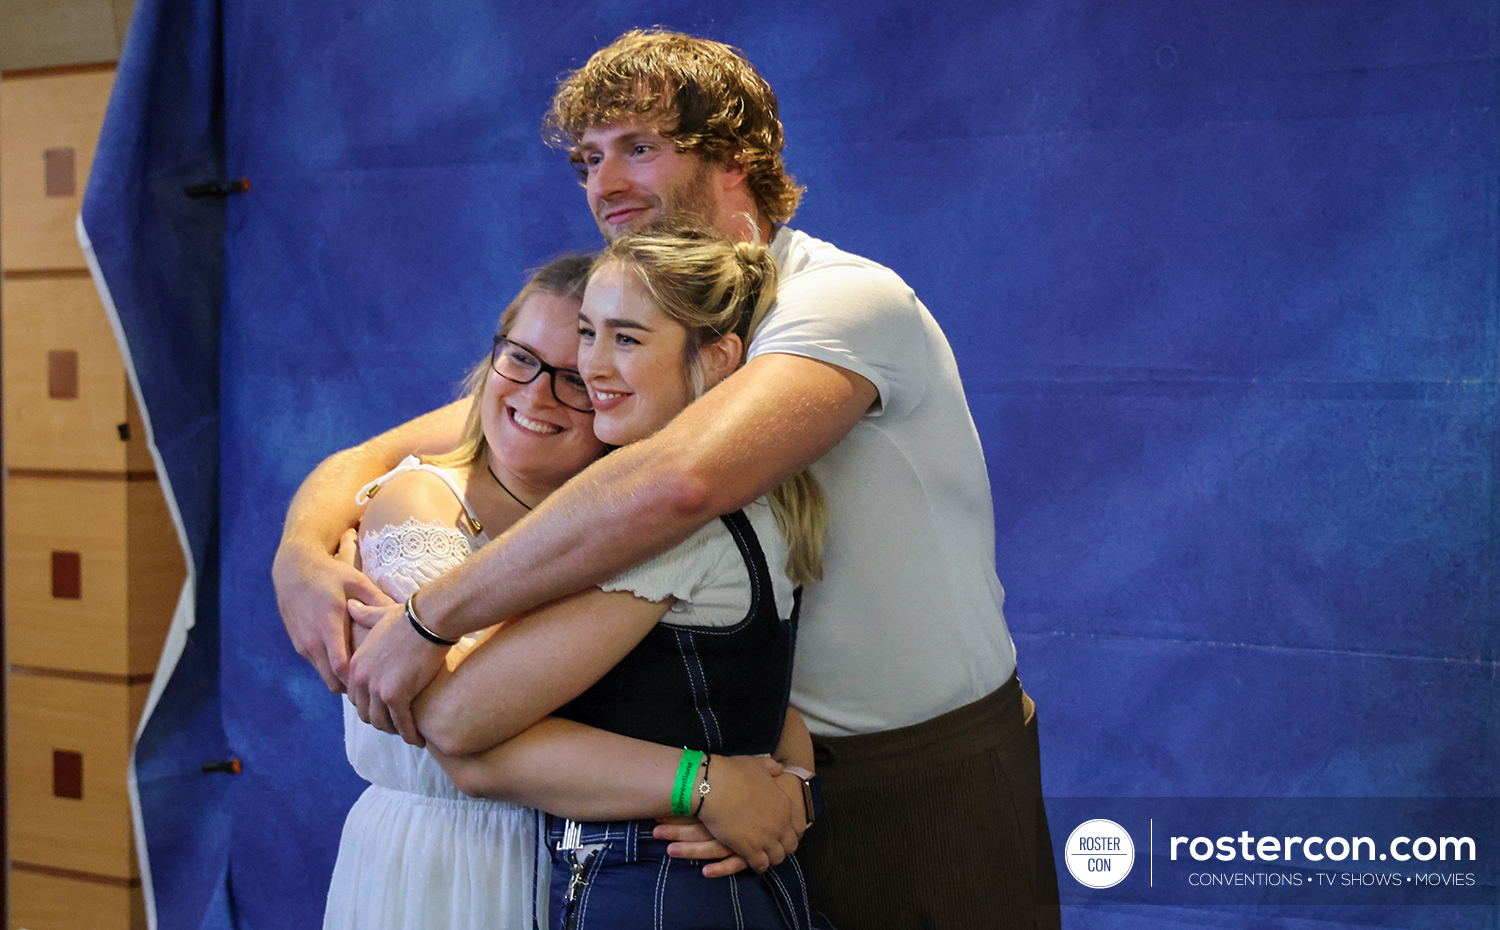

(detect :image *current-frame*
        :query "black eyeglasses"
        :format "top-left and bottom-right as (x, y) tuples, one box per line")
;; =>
(490, 336), (593, 412)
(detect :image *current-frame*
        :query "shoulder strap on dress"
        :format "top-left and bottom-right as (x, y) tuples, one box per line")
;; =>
(717, 509), (777, 625)
(356, 455), (487, 537)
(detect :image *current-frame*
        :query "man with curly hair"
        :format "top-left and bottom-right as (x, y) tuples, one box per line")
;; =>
(276, 28), (1059, 930)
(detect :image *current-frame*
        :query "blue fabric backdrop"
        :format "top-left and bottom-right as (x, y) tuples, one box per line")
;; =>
(80, 0), (233, 924)
(84, 1), (1496, 928)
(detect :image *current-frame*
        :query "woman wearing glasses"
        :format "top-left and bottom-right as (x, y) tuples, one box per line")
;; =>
(323, 253), (814, 930)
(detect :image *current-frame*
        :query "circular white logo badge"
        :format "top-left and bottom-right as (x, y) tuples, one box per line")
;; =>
(1065, 819), (1135, 888)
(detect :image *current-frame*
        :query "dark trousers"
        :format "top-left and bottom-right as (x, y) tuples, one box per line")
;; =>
(797, 674), (1061, 930)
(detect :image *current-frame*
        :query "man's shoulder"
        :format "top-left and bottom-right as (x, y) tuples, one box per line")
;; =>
(773, 227), (912, 296)
(753, 229), (938, 415)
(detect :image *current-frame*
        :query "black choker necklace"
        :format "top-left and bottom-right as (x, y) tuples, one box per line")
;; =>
(488, 464), (532, 511)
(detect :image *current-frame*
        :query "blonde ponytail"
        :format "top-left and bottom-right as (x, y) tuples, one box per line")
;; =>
(767, 469), (828, 586)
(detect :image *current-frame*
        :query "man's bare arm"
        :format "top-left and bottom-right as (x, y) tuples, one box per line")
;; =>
(271, 399), (467, 690)
(421, 353), (876, 638)
(348, 353), (876, 741)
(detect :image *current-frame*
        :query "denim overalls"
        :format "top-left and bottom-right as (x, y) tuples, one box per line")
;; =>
(546, 510), (827, 930)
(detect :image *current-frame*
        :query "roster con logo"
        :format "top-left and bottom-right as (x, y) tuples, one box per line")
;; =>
(1066, 819), (1136, 888)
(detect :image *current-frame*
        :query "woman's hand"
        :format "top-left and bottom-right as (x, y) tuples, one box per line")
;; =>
(655, 754), (800, 875)
(652, 819), (751, 877)
(333, 530), (377, 651)
(334, 528), (360, 569)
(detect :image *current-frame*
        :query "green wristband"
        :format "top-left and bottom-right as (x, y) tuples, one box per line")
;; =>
(672, 749), (706, 816)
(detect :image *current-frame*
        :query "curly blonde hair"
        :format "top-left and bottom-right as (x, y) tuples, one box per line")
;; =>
(545, 28), (804, 224)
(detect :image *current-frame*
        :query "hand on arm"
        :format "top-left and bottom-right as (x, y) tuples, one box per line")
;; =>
(427, 716), (800, 876)
(271, 400), (467, 691)
(344, 596), (503, 744)
(347, 355), (872, 737)
(689, 754), (799, 874)
(656, 707), (817, 877)
(346, 601), (448, 743)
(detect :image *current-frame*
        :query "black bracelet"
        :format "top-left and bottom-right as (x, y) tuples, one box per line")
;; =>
(691, 753), (713, 816)
(405, 593), (458, 646)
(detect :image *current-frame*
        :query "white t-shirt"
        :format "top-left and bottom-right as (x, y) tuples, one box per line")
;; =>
(599, 498), (795, 627)
(751, 228), (1017, 737)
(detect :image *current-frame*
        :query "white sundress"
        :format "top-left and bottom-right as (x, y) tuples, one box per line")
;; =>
(322, 456), (546, 930)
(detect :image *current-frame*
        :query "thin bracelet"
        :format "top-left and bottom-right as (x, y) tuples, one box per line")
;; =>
(691, 754), (712, 816)
(672, 749), (706, 816)
(406, 593), (458, 647)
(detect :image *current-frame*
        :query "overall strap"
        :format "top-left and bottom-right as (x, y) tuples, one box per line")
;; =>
(717, 509), (777, 624)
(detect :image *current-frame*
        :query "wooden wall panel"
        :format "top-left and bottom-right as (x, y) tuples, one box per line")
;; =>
(6, 674), (147, 879)
(0, 67), (115, 270)
(8, 869), (144, 930)
(1, 275), (143, 472)
(4, 57), (148, 930)
(5, 476), (130, 674)
(111, 0), (138, 62)
(6, 476), (180, 676)
(0, 2), (124, 74)
(123, 381), (153, 472)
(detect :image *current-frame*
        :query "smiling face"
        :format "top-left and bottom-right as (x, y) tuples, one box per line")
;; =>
(576, 261), (699, 446)
(575, 122), (738, 241)
(481, 290), (606, 497)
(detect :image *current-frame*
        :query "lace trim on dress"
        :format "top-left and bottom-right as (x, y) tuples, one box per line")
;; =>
(365, 516), (474, 566)
(359, 517), (477, 601)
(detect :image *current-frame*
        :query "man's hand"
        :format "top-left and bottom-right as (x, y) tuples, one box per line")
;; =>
(272, 535), (393, 692)
(347, 599), (448, 746)
(654, 754), (799, 875)
(271, 399), (468, 689)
